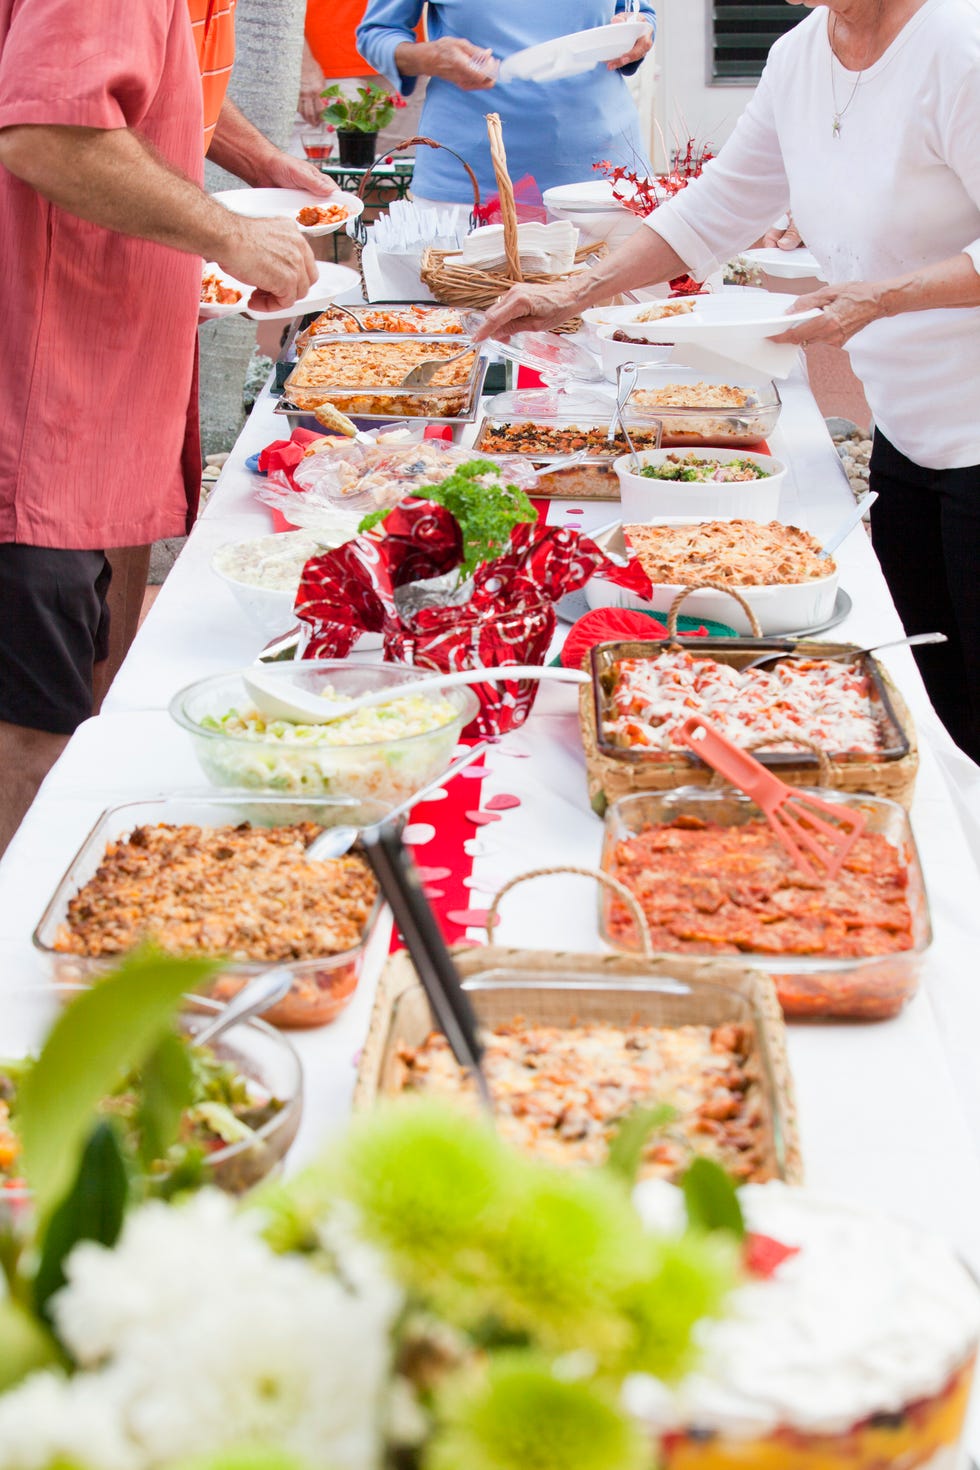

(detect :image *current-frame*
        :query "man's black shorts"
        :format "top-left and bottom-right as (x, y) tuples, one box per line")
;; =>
(0, 544), (111, 735)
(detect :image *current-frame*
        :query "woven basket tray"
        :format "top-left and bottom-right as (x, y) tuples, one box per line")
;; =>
(417, 113), (604, 329)
(579, 592), (919, 814)
(354, 937), (802, 1187)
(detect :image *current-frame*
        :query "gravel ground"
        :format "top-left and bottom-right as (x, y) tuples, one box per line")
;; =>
(828, 417), (873, 501)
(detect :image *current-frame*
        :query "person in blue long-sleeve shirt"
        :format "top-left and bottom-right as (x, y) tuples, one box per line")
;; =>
(356, 0), (655, 203)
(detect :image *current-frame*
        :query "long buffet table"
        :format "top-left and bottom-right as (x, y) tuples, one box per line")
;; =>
(3, 344), (980, 1441)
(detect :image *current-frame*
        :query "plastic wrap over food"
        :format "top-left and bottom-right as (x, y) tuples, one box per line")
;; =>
(258, 438), (542, 527)
(294, 498), (652, 737)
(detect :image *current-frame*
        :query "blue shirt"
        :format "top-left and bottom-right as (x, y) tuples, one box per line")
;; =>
(357, 0), (655, 202)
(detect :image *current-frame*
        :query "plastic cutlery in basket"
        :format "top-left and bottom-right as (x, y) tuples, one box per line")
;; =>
(677, 713), (867, 881)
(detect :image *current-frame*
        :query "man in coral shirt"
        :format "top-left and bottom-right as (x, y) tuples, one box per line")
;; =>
(0, 0), (337, 854)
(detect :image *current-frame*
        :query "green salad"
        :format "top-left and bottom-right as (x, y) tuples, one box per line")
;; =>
(640, 453), (771, 483)
(0, 1040), (282, 1195)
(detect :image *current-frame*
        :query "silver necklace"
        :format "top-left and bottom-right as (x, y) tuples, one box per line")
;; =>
(829, 13), (878, 137)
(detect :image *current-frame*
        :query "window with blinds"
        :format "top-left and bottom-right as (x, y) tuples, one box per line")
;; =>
(710, 0), (805, 81)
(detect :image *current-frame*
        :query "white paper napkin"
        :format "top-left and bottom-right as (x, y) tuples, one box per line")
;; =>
(670, 336), (804, 380)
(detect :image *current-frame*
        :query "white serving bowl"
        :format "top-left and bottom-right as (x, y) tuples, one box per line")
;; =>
(211, 531), (331, 638)
(614, 448), (787, 521)
(594, 324), (673, 380)
(584, 517), (838, 635)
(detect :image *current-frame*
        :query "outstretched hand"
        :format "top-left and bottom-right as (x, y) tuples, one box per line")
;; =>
(769, 281), (884, 347)
(473, 280), (584, 342)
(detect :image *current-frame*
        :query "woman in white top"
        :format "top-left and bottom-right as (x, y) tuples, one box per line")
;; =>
(477, 0), (980, 761)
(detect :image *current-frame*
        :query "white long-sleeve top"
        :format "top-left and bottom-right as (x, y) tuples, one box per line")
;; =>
(648, 0), (980, 468)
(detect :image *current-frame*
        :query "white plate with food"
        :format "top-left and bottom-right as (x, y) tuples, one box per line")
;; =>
(199, 263), (249, 320)
(243, 261), (361, 322)
(611, 292), (822, 345)
(498, 19), (649, 84)
(740, 245), (825, 281)
(212, 187), (364, 238)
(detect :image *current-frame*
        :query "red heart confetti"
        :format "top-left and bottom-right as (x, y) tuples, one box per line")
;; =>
(484, 793), (521, 811)
(402, 822), (436, 845)
(460, 765), (491, 779)
(414, 866), (453, 883)
(466, 809), (502, 825)
(446, 907), (497, 928)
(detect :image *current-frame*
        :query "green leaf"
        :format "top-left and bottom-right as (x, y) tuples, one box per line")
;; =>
(136, 1031), (196, 1171)
(0, 1296), (60, 1390)
(680, 1157), (745, 1240)
(33, 1121), (129, 1320)
(604, 1103), (676, 1186)
(19, 949), (219, 1224)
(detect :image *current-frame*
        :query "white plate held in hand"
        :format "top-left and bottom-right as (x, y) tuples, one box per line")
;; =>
(243, 261), (361, 322)
(212, 187), (364, 238)
(498, 19), (649, 83)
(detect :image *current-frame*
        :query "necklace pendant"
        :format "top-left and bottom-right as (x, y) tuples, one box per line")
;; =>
(832, 114), (842, 138)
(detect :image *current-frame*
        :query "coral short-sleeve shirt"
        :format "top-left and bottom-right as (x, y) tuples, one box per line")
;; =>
(0, 0), (206, 549)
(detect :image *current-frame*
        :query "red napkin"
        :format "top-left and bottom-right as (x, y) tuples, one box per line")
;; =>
(295, 498), (652, 736)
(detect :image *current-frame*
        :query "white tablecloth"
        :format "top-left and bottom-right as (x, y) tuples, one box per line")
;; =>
(5, 352), (980, 1447)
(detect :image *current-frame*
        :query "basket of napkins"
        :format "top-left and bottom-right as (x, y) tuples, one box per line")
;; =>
(419, 114), (603, 325)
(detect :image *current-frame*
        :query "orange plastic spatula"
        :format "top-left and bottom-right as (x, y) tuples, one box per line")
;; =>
(677, 713), (867, 882)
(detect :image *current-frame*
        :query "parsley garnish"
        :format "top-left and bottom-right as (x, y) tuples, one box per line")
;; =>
(357, 460), (536, 582)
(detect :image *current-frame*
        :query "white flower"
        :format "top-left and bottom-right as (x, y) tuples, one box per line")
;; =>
(0, 1370), (138, 1470)
(12, 1189), (404, 1470)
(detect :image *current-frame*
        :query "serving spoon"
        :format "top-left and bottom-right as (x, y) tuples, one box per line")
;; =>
(242, 664), (590, 726)
(743, 630), (948, 672)
(818, 490), (877, 560)
(191, 967), (295, 1048)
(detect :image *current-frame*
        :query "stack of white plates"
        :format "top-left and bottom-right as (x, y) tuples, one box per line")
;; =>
(542, 179), (648, 250)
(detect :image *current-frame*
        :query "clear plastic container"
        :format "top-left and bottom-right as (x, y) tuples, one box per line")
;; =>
(32, 793), (388, 1028)
(599, 787), (931, 1020)
(169, 661), (478, 804)
(474, 388), (663, 497)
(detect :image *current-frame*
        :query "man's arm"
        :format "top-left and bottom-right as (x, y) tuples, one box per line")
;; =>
(0, 122), (317, 309)
(207, 98), (339, 196)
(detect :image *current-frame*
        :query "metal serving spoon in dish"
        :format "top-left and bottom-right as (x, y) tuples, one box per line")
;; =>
(818, 490), (877, 560)
(191, 967), (295, 1047)
(743, 630), (948, 672)
(242, 664), (590, 726)
(304, 741), (490, 861)
(399, 344), (475, 389)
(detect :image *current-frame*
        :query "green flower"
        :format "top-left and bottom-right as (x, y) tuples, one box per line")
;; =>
(480, 1167), (644, 1356)
(331, 1100), (512, 1310)
(172, 1449), (310, 1470)
(427, 1353), (652, 1470)
(617, 1232), (737, 1380)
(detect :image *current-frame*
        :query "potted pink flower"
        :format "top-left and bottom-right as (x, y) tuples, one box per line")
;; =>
(320, 81), (407, 167)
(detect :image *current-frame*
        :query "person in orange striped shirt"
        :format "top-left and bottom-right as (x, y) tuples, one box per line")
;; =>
(191, 0), (343, 195)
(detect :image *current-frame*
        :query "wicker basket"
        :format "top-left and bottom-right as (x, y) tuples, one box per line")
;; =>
(417, 114), (604, 328)
(354, 931), (802, 1186)
(579, 587), (920, 813)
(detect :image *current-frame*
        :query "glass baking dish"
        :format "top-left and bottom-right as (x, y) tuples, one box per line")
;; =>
(295, 304), (470, 353)
(357, 949), (800, 1183)
(599, 787), (931, 1020)
(590, 639), (912, 767)
(473, 404), (663, 497)
(31, 793), (387, 1029)
(282, 332), (485, 420)
(627, 365), (781, 447)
